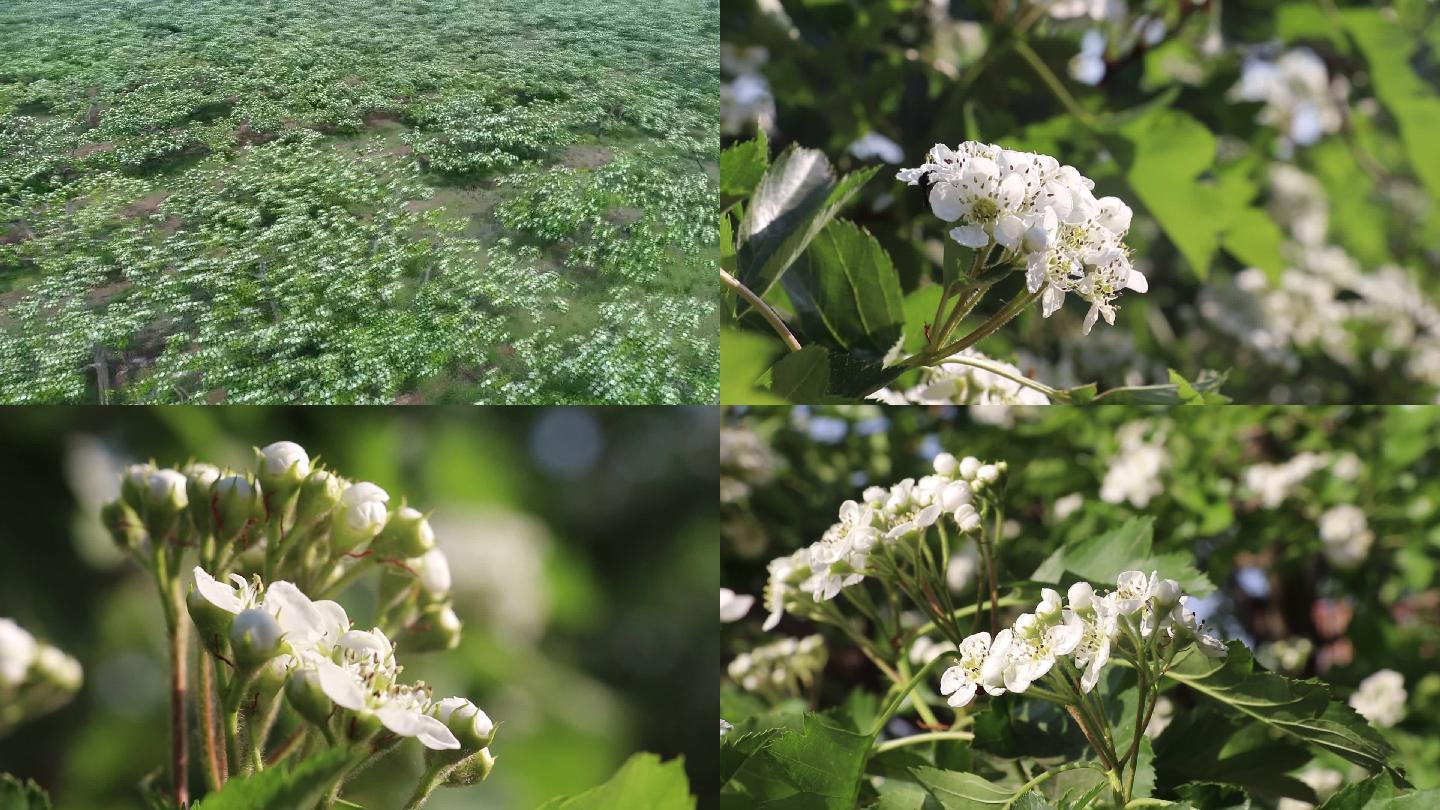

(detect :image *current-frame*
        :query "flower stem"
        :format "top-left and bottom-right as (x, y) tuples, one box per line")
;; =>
(721, 268), (802, 353)
(911, 287), (1043, 367)
(869, 652), (958, 738)
(401, 760), (452, 810)
(164, 582), (190, 806)
(1014, 40), (1098, 130)
(872, 730), (975, 754)
(1003, 762), (1106, 809)
(199, 653), (224, 789)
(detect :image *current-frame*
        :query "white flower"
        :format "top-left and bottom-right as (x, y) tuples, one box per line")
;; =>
(1112, 570), (1154, 616)
(938, 632), (993, 708)
(946, 545), (980, 592)
(1317, 504), (1373, 570)
(339, 482), (390, 533)
(310, 649), (459, 750)
(1068, 30), (1107, 86)
(192, 567), (263, 614)
(191, 567), (342, 656)
(1232, 48), (1343, 149)
(761, 549), (808, 631)
(0, 618), (37, 688)
(1053, 493), (1084, 520)
(1069, 594), (1118, 692)
(720, 588), (755, 623)
(33, 645), (82, 691)
(910, 636), (958, 666)
(1242, 453), (1329, 508)
(880, 479), (943, 539)
(721, 719), (734, 738)
(1278, 767), (1344, 810)
(1100, 422), (1169, 508)
(1349, 669), (1406, 727)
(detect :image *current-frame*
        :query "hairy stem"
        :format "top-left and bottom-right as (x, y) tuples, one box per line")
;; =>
(165, 583), (190, 805)
(199, 653), (224, 789)
(721, 268), (801, 352)
(401, 760), (453, 810)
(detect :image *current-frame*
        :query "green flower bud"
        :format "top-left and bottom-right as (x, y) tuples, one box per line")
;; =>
(100, 499), (146, 554)
(294, 469), (344, 529)
(285, 667), (334, 728)
(434, 697), (495, 751)
(372, 506), (435, 559)
(229, 608), (282, 668)
(402, 604), (462, 653)
(256, 441), (311, 499)
(119, 463), (155, 514)
(330, 482), (390, 554)
(441, 748), (496, 786)
(141, 468), (189, 539)
(184, 463), (222, 536)
(214, 474), (262, 545)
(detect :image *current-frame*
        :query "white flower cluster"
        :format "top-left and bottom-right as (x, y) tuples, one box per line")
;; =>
(1099, 422), (1170, 508)
(0, 617), (83, 734)
(720, 43), (777, 135)
(762, 454), (1004, 630)
(720, 426), (781, 505)
(938, 573), (1225, 708)
(897, 142), (1146, 333)
(1232, 48), (1344, 152)
(871, 349), (1050, 406)
(727, 635), (826, 694)
(192, 568), (491, 752)
(1242, 451), (1332, 508)
(1349, 669), (1406, 728)
(1317, 504), (1374, 570)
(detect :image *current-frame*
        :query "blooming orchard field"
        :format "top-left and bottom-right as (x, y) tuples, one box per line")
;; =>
(0, 0), (718, 403)
(721, 405), (1440, 807)
(720, 0), (1440, 404)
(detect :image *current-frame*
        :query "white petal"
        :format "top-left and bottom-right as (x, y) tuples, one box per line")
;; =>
(377, 704), (460, 749)
(193, 567), (244, 614)
(949, 225), (990, 248)
(1126, 268), (1148, 293)
(994, 213), (1026, 247)
(946, 682), (978, 708)
(263, 581), (325, 645)
(929, 184), (965, 222)
(314, 659), (366, 711)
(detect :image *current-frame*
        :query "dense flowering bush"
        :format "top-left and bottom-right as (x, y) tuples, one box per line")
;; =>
(722, 405), (1440, 808)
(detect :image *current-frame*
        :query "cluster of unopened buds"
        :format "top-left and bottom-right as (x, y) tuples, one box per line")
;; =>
(101, 441), (495, 806)
(726, 635), (826, 699)
(937, 572), (1226, 709)
(762, 453), (1005, 630)
(898, 142), (1146, 333)
(0, 617), (83, 736)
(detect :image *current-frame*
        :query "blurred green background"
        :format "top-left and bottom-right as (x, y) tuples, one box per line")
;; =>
(0, 406), (718, 809)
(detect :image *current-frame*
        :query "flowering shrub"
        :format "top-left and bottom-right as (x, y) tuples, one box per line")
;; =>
(720, 0), (1440, 404)
(721, 406), (1440, 807)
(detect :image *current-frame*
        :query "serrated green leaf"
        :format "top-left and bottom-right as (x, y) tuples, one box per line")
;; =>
(768, 345), (830, 402)
(911, 767), (1014, 809)
(538, 753), (694, 810)
(720, 329), (787, 405)
(1155, 707), (1318, 803)
(722, 129), (769, 210)
(736, 145), (878, 298)
(193, 748), (349, 810)
(0, 775), (52, 810)
(722, 712), (874, 809)
(783, 219), (904, 355)
(1165, 642), (1400, 777)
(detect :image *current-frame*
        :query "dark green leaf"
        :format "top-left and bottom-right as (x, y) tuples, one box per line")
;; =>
(911, 767), (1015, 809)
(193, 749), (349, 810)
(768, 345), (830, 402)
(721, 129), (770, 210)
(1165, 642), (1400, 777)
(1342, 9), (1440, 200)
(783, 219), (905, 354)
(1154, 707), (1318, 803)
(1032, 517), (1214, 595)
(0, 775), (52, 810)
(721, 712), (874, 809)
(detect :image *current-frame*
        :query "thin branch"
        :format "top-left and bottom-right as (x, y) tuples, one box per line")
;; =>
(720, 268), (802, 352)
(873, 730), (975, 753)
(199, 653), (224, 789)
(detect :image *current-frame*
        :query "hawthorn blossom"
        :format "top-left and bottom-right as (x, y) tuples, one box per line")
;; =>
(939, 632), (994, 708)
(1317, 504), (1373, 570)
(310, 637), (460, 750)
(1232, 48), (1344, 151)
(1349, 669), (1406, 727)
(0, 618), (37, 688)
(720, 588), (755, 623)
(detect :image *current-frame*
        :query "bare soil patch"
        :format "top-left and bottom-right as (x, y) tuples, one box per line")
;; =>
(560, 144), (614, 170)
(73, 142), (116, 157)
(124, 191), (171, 218)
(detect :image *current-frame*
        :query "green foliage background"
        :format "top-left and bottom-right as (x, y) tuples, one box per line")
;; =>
(720, 0), (1440, 403)
(0, 406), (718, 808)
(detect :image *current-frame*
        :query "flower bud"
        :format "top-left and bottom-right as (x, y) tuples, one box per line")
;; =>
(256, 441), (310, 497)
(958, 456), (981, 481)
(142, 469), (189, 538)
(403, 604), (462, 653)
(286, 666), (333, 727)
(415, 549), (452, 599)
(119, 463), (155, 514)
(1153, 578), (1182, 610)
(372, 506), (435, 559)
(214, 474), (262, 545)
(184, 463), (222, 536)
(230, 609), (283, 668)
(1068, 581), (1095, 612)
(188, 587), (236, 657)
(940, 481), (973, 512)
(434, 697), (495, 750)
(0, 618), (37, 688)
(294, 469), (343, 528)
(100, 499), (146, 554)
(953, 504), (981, 533)
(932, 453), (958, 476)
(331, 482), (390, 554)
(33, 645), (83, 692)
(976, 464), (1000, 484)
(440, 748), (495, 786)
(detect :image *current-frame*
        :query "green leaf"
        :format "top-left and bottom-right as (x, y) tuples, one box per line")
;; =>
(911, 767), (1015, 809)
(193, 749), (349, 810)
(826, 351), (903, 401)
(1341, 9), (1440, 200)
(1132, 736), (1157, 800)
(1316, 770), (1440, 809)
(722, 729), (783, 789)
(722, 129), (770, 210)
(538, 753), (694, 810)
(721, 212), (737, 275)
(768, 345), (831, 402)
(1220, 207), (1285, 283)
(783, 219), (905, 354)
(720, 329), (787, 405)
(1155, 708), (1317, 803)
(1276, 2), (1349, 49)
(736, 145), (878, 298)
(901, 285), (945, 356)
(0, 775), (52, 810)
(721, 712), (874, 809)
(1165, 641), (1401, 777)
(1108, 110), (1224, 278)
(1092, 370), (1230, 405)
(1032, 516), (1214, 596)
